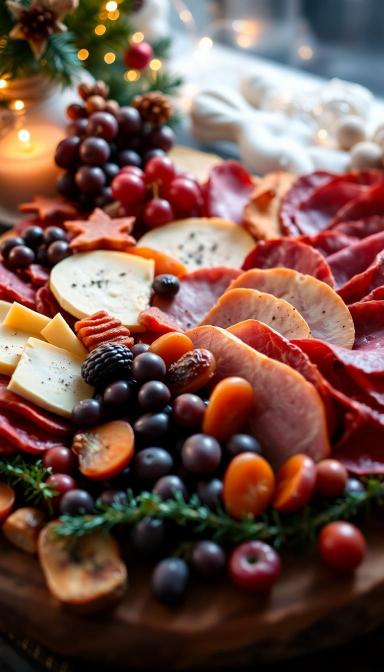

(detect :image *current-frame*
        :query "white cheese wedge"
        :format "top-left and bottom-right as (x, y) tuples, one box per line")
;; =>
(8, 337), (93, 418)
(3, 302), (50, 335)
(0, 300), (12, 322)
(41, 313), (87, 360)
(138, 217), (255, 271)
(0, 326), (34, 375)
(49, 250), (154, 331)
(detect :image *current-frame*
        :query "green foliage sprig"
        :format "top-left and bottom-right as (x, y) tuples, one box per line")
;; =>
(0, 456), (55, 506)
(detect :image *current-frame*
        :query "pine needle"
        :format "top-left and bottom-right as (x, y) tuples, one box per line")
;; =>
(0, 456), (55, 507)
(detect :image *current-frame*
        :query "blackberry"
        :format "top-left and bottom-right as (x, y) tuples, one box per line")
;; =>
(81, 342), (133, 387)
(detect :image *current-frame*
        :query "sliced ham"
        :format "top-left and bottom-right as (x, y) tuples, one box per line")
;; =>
(201, 288), (311, 340)
(229, 268), (355, 348)
(327, 230), (384, 287)
(188, 325), (330, 468)
(338, 251), (384, 304)
(243, 238), (334, 286)
(153, 267), (241, 331)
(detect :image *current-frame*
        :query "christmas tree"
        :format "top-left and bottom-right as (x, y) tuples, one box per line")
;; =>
(0, 0), (182, 104)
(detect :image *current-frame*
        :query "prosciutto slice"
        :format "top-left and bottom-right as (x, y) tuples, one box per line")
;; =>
(349, 300), (384, 350)
(332, 216), (384, 239)
(280, 171), (334, 235)
(0, 262), (36, 309)
(202, 161), (255, 225)
(188, 325), (330, 469)
(338, 251), (384, 304)
(327, 231), (384, 288)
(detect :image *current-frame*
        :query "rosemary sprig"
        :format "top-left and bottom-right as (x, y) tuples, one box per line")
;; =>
(55, 478), (384, 548)
(0, 456), (55, 507)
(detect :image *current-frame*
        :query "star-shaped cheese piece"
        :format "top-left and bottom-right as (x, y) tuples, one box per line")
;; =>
(65, 208), (136, 252)
(19, 195), (78, 221)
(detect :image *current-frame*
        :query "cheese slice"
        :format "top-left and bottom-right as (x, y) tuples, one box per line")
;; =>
(49, 250), (154, 330)
(0, 326), (34, 375)
(3, 302), (50, 335)
(41, 313), (87, 360)
(8, 337), (93, 418)
(0, 300), (12, 322)
(138, 217), (255, 271)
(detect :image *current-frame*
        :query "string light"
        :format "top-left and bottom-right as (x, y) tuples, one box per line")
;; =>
(10, 99), (24, 111)
(105, 0), (117, 11)
(198, 36), (213, 51)
(297, 45), (314, 61)
(149, 58), (162, 72)
(18, 129), (32, 151)
(104, 51), (116, 64)
(131, 31), (144, 43)
(0, 80), (7, 90)
(95, 24), (106, 35)
(77, 48), (89, 61)
(107, 9), (119, 20)
(124, 69), (140, 82)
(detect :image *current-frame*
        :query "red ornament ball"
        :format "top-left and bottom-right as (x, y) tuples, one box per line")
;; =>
(123, 41), (153, 70)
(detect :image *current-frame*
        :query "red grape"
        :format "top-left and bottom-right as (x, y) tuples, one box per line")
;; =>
(229, 540), (281, 592)
(168, 177), (201, 212)
(319, 522), (366, 572)
(145, 125), (175, 151)
(55, 136), (81, 169)
(173, 393), (205, 428)
(117, 106), (142, 136)
(143, 198), (173, 228)
(120, 165), (145, 179)
(46, 473), (77, 508)
(111, 172), (146, 206)
(145, 156), (176, 187)
(79, 136), (110, 165)
(118, 149), (142, 168)
(75, 165), (106, 194)
(87, 111), (118, 141)
(66, 118), (88, 136)
(315, 459), (348, 498)
(43, 447), (76, 475)
(66, 103), (87, 120)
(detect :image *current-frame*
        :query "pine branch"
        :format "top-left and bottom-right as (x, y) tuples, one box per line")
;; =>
(0, 456), (55, 507)
(41, 33), (81, 87)
(55, 479), (384, 547)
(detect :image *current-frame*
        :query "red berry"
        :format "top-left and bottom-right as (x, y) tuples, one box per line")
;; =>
(120, 166), (145, 179)
(316, 459), (348, 498)
(168, 177), (201, 212)
(46, 473), (77, 509)
(319, 521), (366, 573)
(229, 540), (281, 592)
(123, 41), (153, 70)
(143, 198), (173, 228)
(43, 447), (76, 475)
(145, 156), (176, 189)
(111, 172), (146, 206)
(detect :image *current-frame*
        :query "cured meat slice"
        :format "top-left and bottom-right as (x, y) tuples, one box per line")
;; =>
(243, 238), (334, 286)
(202, 160), (255, 225)
(280, 171), (333, 235)
(330, 182), (384, 227)
(153, 267), (241, 331)
(0, 262), (35, 309)
(332, 216), (384, 239)
(229, 268), (355, 348)
(25, 264), (50, 288)
(138, 306), (183, 334)
(0, 412), (66, 454)
(0, 377), (72, 437)
(243, 171), (296, 240)
(361, 286), (384, 302)
(327, 231), (384, 287)
(188, 325), (330, 469)
(349, 300), (384, 350)
(338, 251), (384, 304)
(298, 230), (356, 257)
(201, 288), (311, 340)
(35, 283), (75, 327)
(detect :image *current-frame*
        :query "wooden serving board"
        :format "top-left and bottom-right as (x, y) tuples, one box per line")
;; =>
(1, 527), (384, 670)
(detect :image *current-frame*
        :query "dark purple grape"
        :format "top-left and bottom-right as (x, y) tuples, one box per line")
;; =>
(103, 380), (133, 410)
(132, 517), (165, 555)
(36, 244), (48, 265)
(7, 245), (35, 268)
(152, 558), (189, 604)
(22, 225), (44, 249)
(145, 125), (175, 152)
(345, 478), (365, 495)
(173, 394), (206, 429)
(46, 240), (71, 266)
(191, 541), (226, 578)
(55, 136), (81, 169)
(132, 352), (166, 384)
(67, 118), (88, 136)
(181, 434), (222, 476)
(98, 489), (128, 507)
(144, 148), (166, 164)
(152, 274), (180, 297)
(87, 111), (118, 141)
(197, 478), (223, 509)
(80, 136), (110, 165)
(134, 412), (170, 442)
(59, 489), (95, 516)
(66, 103), (87, 120)
(0, 236), (24, 259)
(117, 106), (142, 137)
(95, 186), (114, 207)
(131, 343), (150, 357)
(57, 172), (79, 199)
(138, 381), (171, 412)
(103, 162), (120, 184)
(43, 226), (67, 245)
(72, 398), (103, 427)
(133, 447), (173, 482)
(153, 474), (188, 501)
(118, 149), (142, 168)
(75, 165), (106, 194)
(226, 433), (262, 457)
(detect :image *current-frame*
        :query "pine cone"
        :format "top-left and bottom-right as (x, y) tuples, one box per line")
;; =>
(78, 80), (109, 102)
(133, 92), (172, 127)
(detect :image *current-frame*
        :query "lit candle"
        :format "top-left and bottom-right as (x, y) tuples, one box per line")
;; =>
(0, 123), (62, 225)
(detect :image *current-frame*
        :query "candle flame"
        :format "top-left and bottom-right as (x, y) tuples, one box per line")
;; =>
(12, 99), (25, 111)
(18, 129), (30, 144)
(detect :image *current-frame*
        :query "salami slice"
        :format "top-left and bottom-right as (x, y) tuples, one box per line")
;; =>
(35, 283), (75, 327)
(280, 171), (333, 235)
(0, 262), (35, 309)
(327, 231), (384, 287)
(202, 160), (254, 225)
(349, 300), (384, 350)
(298, 230), (356, 257)
(330, 182), (384, 227)
(332, 216), (384, 239)
(153, 267), (240, 331)
(338, 251), (384, 304)
(243, 238), (335, 286)
(25, 264), (50, 288)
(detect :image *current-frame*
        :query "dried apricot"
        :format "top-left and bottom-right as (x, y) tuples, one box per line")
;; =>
(203, 377), (254, 441)
(3, 507), (46, 554)
(72, 420), (134, 480)
(150, 332), (193, 366)
(223, 453), (275, 519)
(129, 246), (187, 277)
(167, 348), (216, 395)
(273, 454), (316, 512)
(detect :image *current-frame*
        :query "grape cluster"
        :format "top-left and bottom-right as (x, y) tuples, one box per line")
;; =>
(54, 82), (175, 212)
(1, 225), (70, 270)
(111, 155), (203, 229)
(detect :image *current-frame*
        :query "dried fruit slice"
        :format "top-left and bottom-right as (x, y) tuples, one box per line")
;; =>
(38, 522), (127, 612)
(203, 377), (254, 441)
(149, 332), (193, 366)
(129, 247), (188, 278)
(138, 218), (254, 271)
(243, 171), (296, 240)
(72, 420), (135, 480)
(3, 507), (46, 554)
(166, 348), (216, 396)
(230, 269), (355, 348)
(201, 288), (311, 340)
(75, 310), (134, 351)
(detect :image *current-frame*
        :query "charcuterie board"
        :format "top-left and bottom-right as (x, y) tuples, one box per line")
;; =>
(0, 527), (384, 670)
